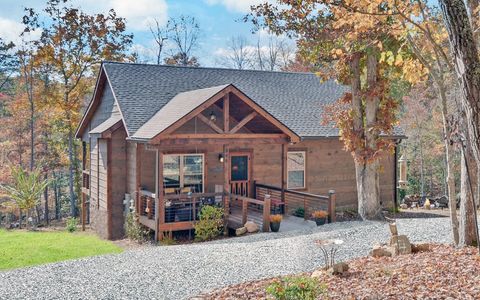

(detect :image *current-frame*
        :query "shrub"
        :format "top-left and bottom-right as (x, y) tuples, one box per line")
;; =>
(293, 207), (305, 218)
(194, 205), (224, 242)
(311, 210), (328, 219)
(66, 217), (78, 233)
(159, 231), (176, 246)
(270, 214), (283, 223)
(266, 276), (326, 300)
(124, 212), (149, 242)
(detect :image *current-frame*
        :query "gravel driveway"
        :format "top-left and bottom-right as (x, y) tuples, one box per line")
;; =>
(0, 218), (453, 300)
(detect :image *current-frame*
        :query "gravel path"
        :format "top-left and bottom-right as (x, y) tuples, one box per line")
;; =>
(0, 218), (453, 300)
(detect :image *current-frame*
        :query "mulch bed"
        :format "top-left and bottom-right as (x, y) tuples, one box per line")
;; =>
(198, 244), (480, 299)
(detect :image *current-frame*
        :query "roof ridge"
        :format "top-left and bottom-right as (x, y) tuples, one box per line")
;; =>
(102, 60), (318, 76)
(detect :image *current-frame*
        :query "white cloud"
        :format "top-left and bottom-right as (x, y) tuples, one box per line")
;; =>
(109, 0), (168, 31)
(204, 0), (272, 13)
(0, 17), (41, 45)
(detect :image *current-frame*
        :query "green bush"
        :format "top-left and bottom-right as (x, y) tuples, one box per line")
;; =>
(293, 207), (305, 218)
(124, 212), (148, 242)
(266, 276), (326, 300)
(66, 217), (78, 233)
(194, 205), (224, 242)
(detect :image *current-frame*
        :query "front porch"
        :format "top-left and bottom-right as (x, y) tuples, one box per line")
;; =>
(137, 180), (336, 239)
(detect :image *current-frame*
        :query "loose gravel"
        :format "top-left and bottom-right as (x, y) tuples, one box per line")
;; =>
(0, 218), (453, 300)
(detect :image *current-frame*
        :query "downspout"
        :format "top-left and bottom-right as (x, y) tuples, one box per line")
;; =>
(154, 149), (159, 241)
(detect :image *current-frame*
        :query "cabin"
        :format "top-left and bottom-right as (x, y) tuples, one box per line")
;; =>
(76, 62), (403, 240)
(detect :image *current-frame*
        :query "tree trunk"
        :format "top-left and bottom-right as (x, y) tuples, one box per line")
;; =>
(68, 122), (76, 217)
(438, 85), (460, 245)
(440, 0), (480, 172)
(44, 172), (49, 225)
(53, 172), (60, 220)
(460, 148), (478, 246)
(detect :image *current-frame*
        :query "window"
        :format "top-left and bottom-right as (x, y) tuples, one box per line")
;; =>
(287, 151), (306, 189)
(163, 154), (204, 193)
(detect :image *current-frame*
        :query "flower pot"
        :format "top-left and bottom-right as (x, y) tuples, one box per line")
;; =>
(315, 217), (326, 226)
(270, 221), (281, 232)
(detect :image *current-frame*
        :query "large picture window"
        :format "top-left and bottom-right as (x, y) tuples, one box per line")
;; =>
(163, 154), (204, 193)
(287, 151), (306, 189)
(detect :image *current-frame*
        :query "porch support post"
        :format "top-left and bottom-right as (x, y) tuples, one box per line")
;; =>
(223, 144), (230, 234)
(155, 149), (165, 241)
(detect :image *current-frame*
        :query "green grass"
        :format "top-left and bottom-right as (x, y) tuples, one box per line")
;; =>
(0, 229), (123, 271)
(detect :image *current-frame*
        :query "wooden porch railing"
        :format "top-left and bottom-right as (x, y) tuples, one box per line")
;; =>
(255, 182), (336, 223)
(230, 193), (271, 232)
(230, 181), (249, 197)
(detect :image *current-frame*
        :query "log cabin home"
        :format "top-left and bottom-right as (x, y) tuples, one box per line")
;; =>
(76, 61), (403, 240)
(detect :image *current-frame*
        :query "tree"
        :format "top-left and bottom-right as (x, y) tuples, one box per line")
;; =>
(0, 167), (50, 229)
(0, 38), (17, 93)
(23, 0), (133, 217)
(149, 18), (169, 65)
(166, 15), (200, 66)
(249, 1), (413, 220)
(439, 0), (480, 247)
(217, 36), (253, 69)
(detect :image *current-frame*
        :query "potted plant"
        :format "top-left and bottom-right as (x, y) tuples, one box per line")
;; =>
(270, 214), (283, 232)
(312, 210), (328, 226)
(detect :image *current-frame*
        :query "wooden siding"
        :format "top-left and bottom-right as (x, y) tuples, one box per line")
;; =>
(110, 128), (127, 239)
(148, 139), (395, 212)
(82, 83), (121, 142)
(126, 141), (137, 195)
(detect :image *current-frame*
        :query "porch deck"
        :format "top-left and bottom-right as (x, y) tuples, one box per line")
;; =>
(138, 182), (336, 238)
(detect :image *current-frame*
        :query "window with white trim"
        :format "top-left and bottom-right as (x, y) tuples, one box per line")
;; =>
(163, 154), (204, 193)
(287, 151), (306, 189)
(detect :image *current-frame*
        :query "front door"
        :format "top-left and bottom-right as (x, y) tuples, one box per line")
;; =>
(230, 152), (251, 197)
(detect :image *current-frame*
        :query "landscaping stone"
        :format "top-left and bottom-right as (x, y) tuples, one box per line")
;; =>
(400, 203), (408, 209)
(389, 235), (412, 255)
(412, 243), (431, 253)
(311, 269), (325, 278)
(235, 227), (247, 236)
(327, 262), (349, 275)
(244, 221), (259, 233)
(371, 245), (393, 257)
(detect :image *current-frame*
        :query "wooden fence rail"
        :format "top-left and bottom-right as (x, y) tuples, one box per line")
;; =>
(254, 182), (336, 223)
(230, 193), (271, 232)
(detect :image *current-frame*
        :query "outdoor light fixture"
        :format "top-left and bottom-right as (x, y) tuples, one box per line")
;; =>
(218, 154), (224, 163)
(210, 111), (217, 122)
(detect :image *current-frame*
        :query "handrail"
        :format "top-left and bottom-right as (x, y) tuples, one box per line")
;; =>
(164, 192), (223, 200)
(230, 194), (265, 206)
(255, 183), (329, 200)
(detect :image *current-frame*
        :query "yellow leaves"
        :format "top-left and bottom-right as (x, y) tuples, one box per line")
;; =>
(402, 58), (429, 84)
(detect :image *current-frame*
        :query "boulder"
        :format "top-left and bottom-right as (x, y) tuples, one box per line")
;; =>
(371, 245), (393, 258)
(389, 235), (412, 255)
(412, 243), (431, 253)
(327, 262), (349, 275)
(311, 269), (325, 278)
(399, 203), (408, 209)
(235, 227), (247, 236)
(244, 221), (259, 233)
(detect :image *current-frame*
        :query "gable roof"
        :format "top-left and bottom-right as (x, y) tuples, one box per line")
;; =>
(132, 85), (228, 140)
(77, 61), (405, 140)
(89, 115), (122, 135)
(101, 62), (350, 138)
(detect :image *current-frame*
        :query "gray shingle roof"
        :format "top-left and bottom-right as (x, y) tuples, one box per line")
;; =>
(102, 62), (402, 138)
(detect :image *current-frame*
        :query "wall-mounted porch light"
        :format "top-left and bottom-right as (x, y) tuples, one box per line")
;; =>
(210, 111), (217, 122)
(218, 154), (224, 163)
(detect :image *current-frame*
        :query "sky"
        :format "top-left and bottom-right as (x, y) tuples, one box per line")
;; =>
(0, 0), (281, 67)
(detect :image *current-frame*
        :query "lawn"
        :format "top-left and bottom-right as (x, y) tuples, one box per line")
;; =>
(0, 229), (123, 271)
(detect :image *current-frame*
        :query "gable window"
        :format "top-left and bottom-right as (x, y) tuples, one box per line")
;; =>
(163, 154), (204, 194)
(287, 151), (306, 189)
